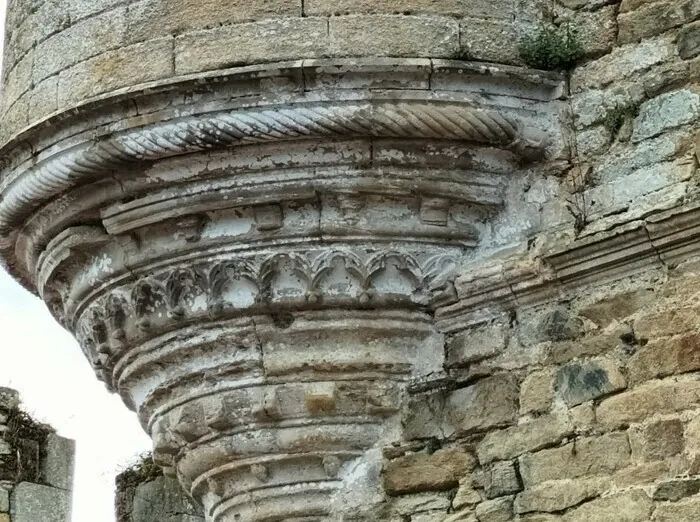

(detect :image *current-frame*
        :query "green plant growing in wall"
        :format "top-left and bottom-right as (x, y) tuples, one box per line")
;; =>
(519, 23), (583, 70)
(603, 102), (640, 139)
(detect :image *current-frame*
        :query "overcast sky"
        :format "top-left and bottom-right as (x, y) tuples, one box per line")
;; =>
(0, 2), (152, 521)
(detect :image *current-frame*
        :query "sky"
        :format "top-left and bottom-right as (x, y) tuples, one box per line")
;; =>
(0, 2), (152, 521)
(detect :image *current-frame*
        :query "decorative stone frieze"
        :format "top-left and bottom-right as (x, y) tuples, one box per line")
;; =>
(0, 57), (566, 521)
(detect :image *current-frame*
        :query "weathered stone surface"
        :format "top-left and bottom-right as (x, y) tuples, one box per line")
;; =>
(477, 414), (573, 464)
(127, 0), (301, 43)
(679, 21), (700, 59)
(460, 18), (528, 65)
(629, 419), (684, 461)
(175, 19), (327, 74)
(634, 306), (700, 340)
(11, 483), (71, 522)
(534, 308), (583, 343)
(555, 360), (626, 406)
(475, 497), (513, 522)
(41, 435), (75, 491)
(447, 325), (507, 367)
(393, 492), (452, 516)
(519, 433), (630, 485)
(446, 375), (519, 435)
(383, 448), (475, 495)
(0, 388), (19, 410)
(484, 461), (522, 499)
(305, 0), (517, 17)
(330, 14), (459, 58)
(653, 496), (700, 521)
(514, 477), (607, 514)
(629, 332), (700, 383)
(33, 7), (127, 84)
(0, 488), (8, 511)
(131, 476), (202, 521)
(563, 490), (652, 521)
(653, 478), (700, 502)
(57, 38), (174, 106)
(571, 38), (672, 92)
(520, 370), (554, 414)
(596, 378), (700, 429)
(633, 90), (700, 142)
(618, 0), (700, 44)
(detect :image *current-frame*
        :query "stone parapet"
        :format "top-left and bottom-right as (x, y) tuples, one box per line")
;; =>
(0, 388), (74, 522)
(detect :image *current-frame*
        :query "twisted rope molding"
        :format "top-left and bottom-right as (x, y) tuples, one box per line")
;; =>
(0, 101), (547, 242)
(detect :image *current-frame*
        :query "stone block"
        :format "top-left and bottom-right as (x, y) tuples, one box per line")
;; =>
(127, 0), (301, 43)
(618, 0), (700, 44)
(305, 0), (516, 18)
(679, 21), (700, 59)
(484, 460), (521, 498)
(460, 18), (529, 65)
(11, 482), (71, 522)
(33, 7), (128, 84)
(569, 5), (617, 57)
(571, 38), (672, 93)
(9, 0), (71, 66)
(554, 360), (627, 406)
(652, 477), (700, 501)
(57, 38), (174, 107)
(393, 492), (452, 516)
(629, 419), (684, 461)
(175, 18), (326, 75)
(519, 432), (630, 486)
(632, 90), (700, 143)
(0, 388), (19, 410)
(633, 306), (700, 340)
(2, 50), (33, 111)
(653, 496), (700, 521)
(514, 477), (608, 514)
(543, 328), (626, 365)
(329, 15), (459, 58)
(446, 374), (519, 435)
(475, 497), (513, 522)
(477, 414), (573, 464)
(41, 434), (75, 490)
(383, 448), (475, 495)
(132, 476), (202, 521)
(0, 487), (8, 511)
(534, 308), (583, 343)
(29, 76), (59, 123)
(562, 490), (652, 522)
(596, 377), (700, 429)
(629, 333), (700, 383)
(447, 325), (507, 367)
(572, 84), (646, 129)
(0, 514), (8, 522)
(519, 370), (554, 414)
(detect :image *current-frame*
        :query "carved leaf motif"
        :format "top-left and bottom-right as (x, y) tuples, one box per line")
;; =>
(422, 254), (459, 289)
(165, 267), (204, 316)
(368, 251), (422, 287)
(131, 279), (165, 328)
(259, 253), (311, 302)
(311, 250), (368, 301)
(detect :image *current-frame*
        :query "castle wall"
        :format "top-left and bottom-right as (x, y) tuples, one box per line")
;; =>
(3, 0), (700, 520)
(0, 388), (74, 522)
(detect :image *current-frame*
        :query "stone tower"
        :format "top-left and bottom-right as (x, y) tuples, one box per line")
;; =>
(3, 0), (700, 520)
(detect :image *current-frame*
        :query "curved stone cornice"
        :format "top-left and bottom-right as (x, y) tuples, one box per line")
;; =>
(0, 58), (566, 521)
(0, 100), (546, 263)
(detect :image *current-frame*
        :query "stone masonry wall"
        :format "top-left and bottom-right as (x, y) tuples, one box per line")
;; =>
(0, 387), (74, 522)
(376, 1), (700, 520)
(115, 456), (203, 522)
(386, 257), (700, 521)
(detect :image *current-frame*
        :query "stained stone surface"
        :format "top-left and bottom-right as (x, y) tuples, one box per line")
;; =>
(5, 0), (700, 521)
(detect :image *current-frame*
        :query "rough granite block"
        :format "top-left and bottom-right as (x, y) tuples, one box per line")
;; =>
(41, 434), (75, 491)
(11, 482), (71, 522)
